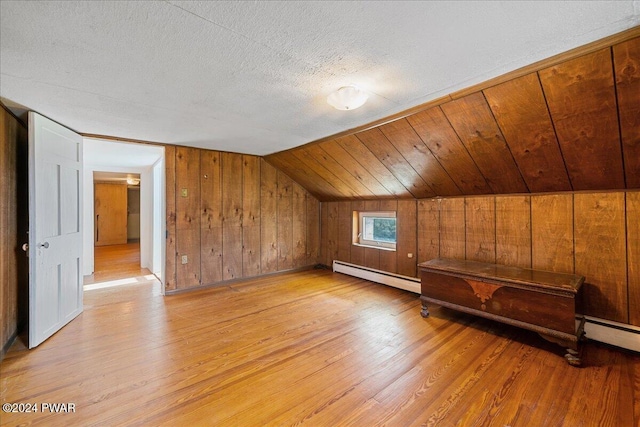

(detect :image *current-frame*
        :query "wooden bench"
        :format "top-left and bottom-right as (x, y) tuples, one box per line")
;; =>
(418, 258), (585, 366)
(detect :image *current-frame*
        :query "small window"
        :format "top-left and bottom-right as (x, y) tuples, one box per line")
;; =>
(354, 211), (396, 250)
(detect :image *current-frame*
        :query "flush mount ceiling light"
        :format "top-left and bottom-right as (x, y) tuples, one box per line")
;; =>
(126, 177), (140, 186)
(327, 85), (368, 111)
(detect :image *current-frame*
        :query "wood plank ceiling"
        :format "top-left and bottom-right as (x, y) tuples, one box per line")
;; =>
(265, 33), (640, 201)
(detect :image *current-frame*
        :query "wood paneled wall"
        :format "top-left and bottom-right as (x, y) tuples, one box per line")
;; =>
(320, 199), (417, 278)
(320, 191), (639, 327)
(416, 191), (640, 326)
(1, 106), (27, 357)
(165, 148), (320, 292)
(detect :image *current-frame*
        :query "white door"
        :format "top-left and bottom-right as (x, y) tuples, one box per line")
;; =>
(28, 112), (83, 348)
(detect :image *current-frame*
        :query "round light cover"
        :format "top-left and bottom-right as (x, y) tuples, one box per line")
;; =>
(327, 85), (368, 110)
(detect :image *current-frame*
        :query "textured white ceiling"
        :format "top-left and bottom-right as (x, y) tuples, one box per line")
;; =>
(1, 1), (639, 155)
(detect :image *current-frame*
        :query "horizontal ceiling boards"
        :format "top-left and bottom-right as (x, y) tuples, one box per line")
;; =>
(614, 37), (640, 188)
(484, 73), (571, 193)
(539, 48), (625, 191)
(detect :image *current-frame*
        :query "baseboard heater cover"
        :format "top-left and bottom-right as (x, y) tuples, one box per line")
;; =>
(332, 260), (639, 353)
(332, 261), (420, 294)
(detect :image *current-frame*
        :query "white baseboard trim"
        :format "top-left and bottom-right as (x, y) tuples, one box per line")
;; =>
(332, 261), (639, 353)
(584, 316), (640, 353)
(332, 261), (421, 294)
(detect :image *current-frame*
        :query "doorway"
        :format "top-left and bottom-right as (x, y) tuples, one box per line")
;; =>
(82, 138), (165, 292)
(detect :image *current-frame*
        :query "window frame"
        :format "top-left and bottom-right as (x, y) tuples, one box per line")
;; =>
(353, 210), (397, 251)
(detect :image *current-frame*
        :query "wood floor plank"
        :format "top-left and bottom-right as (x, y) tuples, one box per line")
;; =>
(2, 270), (638, 426)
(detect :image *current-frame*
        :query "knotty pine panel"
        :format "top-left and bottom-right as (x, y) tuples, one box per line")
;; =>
(378, 199), (398, 274)
(396, 199), (417, 277)
(222, 226), (242, 281)
(336, 201), (351, 263)
(291, 149), (358, 199)
(441, 93), (528, 194)
(164, 145), (177, 291)
(407, 107), (491, 195)
(265, 152), (334, 201)
(320, 203), (329, 266)
(242, 226), (261, 277)
(320, 139), (393, 197)
(305, 144), (374, 198)
(277, 172), (293, 270)
(380, 119), (461, 196)
(574, 192), (627, 322)
(531, 194), (574, 274)
(356, 128), (434, 199)
(363, 200), (380, 270)
(292, 183), (307, 268)
(417, 198), (440, 264)
(539, 48), (625, 191)
(243, 156), (261, 276)
(484, 73), (571, 193)
(464, 196), (496, 263)
(336, 135), (412, 198)
(175, 147), (201, 288)
(200, 150), (222, 285)
(495, 195), (531, 269)
(260, 160), (278, 274)
(627, 191), (640, 326)
(326, 202), (339, 265)
(439, 198), (466, 260)
(306, 196), (320, 265)
(350, 201), (365, 266)
(613, 37), (640, 188)
(221, 152), (243, 281)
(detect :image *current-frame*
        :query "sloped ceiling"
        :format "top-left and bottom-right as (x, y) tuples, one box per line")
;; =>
(266, 31), (640, 201)
(1, 1), (639, 156)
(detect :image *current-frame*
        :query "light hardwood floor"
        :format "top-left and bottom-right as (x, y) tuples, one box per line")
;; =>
(84, 242), (152, 285)
(2, 270), (639, 426)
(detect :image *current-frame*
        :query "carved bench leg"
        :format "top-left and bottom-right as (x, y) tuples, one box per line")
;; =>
(420, 303), (430, 318)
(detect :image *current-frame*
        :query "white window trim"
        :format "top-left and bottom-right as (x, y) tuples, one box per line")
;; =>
(353, 211), (397, 251)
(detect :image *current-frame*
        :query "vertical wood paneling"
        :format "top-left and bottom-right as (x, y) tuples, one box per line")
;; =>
(200, 150), (222, 284)
(175, 147), (201, 288)
(465, 196), (496, 263)
(574, 192), (627, 322)
(440, 198), (466, 260)
(363, 200), (380, 270)
(397, 199), (417, 277)
(531, 194), (574, 274)
(378, 199), (397, 273)
(306, 195), (320, 266)
(222, 152), (243, 280)
(350, 201), (365, 266)
(336, 201), (351, 263)
(277, 172), (293, 270)
(417, 198), (440, 264)
(539, 48), (624, 190)
(243, 156), (261, 277)
(320, 202), (329, 266)
(627, 192), (640, 326)
(260, 160), (278, 274)
(326, 202), (339, 265)
(164, 145), (177, 291)
(292, 183), (307, 268)
(483, 73), (571, 193)
(495, 195), (531, 269)
(613, 37), (640, 188)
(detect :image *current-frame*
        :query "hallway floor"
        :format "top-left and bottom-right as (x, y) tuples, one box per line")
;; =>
(84, 242), (152, 285)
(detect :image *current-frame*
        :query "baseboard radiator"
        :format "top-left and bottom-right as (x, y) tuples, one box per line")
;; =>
(332, 260), (640, 353)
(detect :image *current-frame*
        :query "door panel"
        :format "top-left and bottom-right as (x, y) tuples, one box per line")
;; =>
(29, 112), (83, 348)
(94, 182), (128, 246)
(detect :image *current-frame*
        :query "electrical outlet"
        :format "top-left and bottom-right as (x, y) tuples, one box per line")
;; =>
(407, 253), (413, 258)
(181, 188), (188, 197)
(181, 255), (188, 264)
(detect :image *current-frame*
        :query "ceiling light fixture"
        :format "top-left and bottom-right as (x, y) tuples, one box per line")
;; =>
(126, 177), (140, 186)
(327, 85), (368, 111)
